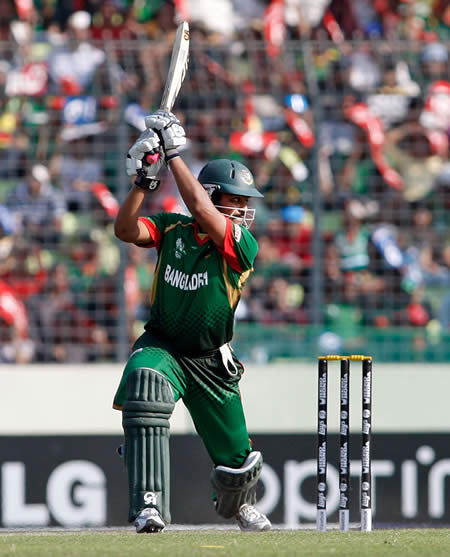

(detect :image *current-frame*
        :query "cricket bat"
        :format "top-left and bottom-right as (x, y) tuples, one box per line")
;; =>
(136, 21), (190, 188)
(160, 21), (190, 112)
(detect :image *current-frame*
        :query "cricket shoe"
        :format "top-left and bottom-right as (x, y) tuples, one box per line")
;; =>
(235, 504), (271, 532)
(135, 507), (165, 533)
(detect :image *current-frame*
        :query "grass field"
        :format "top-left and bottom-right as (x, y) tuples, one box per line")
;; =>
(1, 529), (450, 557)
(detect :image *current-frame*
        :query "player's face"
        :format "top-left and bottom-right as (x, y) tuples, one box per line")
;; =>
(216, 193), (255, 229)
(219, 193), (249, 211)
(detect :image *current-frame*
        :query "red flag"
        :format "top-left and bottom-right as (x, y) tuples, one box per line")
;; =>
(91, 182), (120, 218)
(423, 80), (450, 134)
(229, 130), (279, 157)
(5, 62), (48, 96)
(264, 0), (285, 58)
(14, 0), (33, 20)
(243, 95), (261, 131)
(345, 103), (404, 191)
(197, 51), (235, 86)
(284, 108), (315, 148)
(0, 281), (28, 337)
(174, 0), (190, 22)
(323, 10), (344, 43)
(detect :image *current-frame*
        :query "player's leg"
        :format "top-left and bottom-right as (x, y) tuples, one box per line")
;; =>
(113, 341), (186, 532)
(212, 451), (271, 531)
(181, 347), (271, 531)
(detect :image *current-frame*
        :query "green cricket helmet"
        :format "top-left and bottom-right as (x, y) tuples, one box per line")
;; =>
(197, 159), (263, 229)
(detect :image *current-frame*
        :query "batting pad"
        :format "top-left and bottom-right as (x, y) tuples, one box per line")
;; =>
(122, 368), (175, 523)
(211, 451), (263, 518)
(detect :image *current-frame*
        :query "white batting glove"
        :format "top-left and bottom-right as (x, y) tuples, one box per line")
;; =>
(126, 128), (162, 176)
(145, 109), (186, 160)
(126, 128), (165, 191)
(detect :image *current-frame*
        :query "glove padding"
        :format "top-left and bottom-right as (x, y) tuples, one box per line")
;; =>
(126, 128), (165, 191)
(145, 110), (186, 156)
(126, 128), (163, 177)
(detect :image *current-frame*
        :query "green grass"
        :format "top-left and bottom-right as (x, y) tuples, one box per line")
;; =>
(1, 530), (450, 557)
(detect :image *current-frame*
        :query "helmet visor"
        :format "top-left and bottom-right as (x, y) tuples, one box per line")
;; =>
(214, 204), (256, 229)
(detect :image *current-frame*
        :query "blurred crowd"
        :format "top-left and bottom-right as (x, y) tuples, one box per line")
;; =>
(0, 0), (448, 363)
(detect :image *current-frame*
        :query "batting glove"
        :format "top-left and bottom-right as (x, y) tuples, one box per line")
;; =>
(127, 129), (165, 191)
(145, 109), (186, 160)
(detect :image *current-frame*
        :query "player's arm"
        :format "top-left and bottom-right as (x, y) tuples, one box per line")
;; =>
(114, 186), (152, 243)
(145, 110), (227, 248)
(169, 157), (227, 247)
(115, 128), (164, 244)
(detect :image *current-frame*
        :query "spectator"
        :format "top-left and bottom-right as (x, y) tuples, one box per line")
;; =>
(325, 0), (361, 39)
(420, 244), (450, 329)
(334, 200), (385, 307)
(0, 204), (15, 263)
(420, 43), (449, 87)
(257, 277), (307, 325)
(0, 103), (29, 181)
(429, 0), (450, 40)
(5, 163), (66, 244)
(384, 121), (447, 204)
(409, 202), (440, 251)
(0, 238), (48, 300)
(337, 127), (383, 199)
(48, 10), (106, 95)
(124, 242), (157, 341)
(0, 8), (447, 363)
(345, 44), (382, 93)
(366, 57), (420, 128)
(335, 199), (371, 272)
(0, 316), (35, 363)
(0, 1), (17, 41)
(49, 132), (104, 213)
(91, 0), (135, 40)
(63, 232), (118, 350)
(27, 262), (111, 362)
(276, 205), (314, 268)
(187, 0), (236, 38)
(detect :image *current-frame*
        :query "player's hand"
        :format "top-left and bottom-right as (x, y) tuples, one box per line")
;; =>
(127, 128), (165, 191)
(145, 110), (186, 158)
(126, 128), (162, 176)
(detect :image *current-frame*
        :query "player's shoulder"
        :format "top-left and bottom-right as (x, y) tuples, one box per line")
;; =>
(150, 211), (193, 226)
(165, 213), (195, 233)
(232, 222), (257, 245)
(174, 212), (195, 224)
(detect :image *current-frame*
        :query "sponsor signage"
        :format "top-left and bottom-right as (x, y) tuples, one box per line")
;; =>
(1, 434), (449, 526)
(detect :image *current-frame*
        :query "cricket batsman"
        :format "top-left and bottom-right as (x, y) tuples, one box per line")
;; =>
(113, 110), (271, 533)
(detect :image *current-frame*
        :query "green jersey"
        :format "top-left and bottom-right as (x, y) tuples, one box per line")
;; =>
(138, 213), (258, 354)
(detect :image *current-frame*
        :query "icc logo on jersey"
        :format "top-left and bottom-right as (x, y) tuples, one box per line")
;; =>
(175, 238), (186, 259)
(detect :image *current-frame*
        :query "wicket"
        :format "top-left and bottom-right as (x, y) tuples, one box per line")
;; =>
(316, 355), (373, 532)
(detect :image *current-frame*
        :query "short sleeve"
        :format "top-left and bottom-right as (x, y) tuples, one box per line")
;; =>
(137, 212), (171, 250)
(218, 218), (258, 273)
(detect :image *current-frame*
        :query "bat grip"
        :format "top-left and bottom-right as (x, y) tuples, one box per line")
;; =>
(144, 152), (160, 164)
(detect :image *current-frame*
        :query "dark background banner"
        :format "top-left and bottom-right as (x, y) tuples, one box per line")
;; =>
(1, 434), (449, 527)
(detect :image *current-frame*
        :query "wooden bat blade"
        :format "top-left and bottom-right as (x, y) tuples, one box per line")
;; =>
(160, 21), (190, 111)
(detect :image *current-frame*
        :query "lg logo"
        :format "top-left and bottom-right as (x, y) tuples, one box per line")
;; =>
(1, 461), (106, 527)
